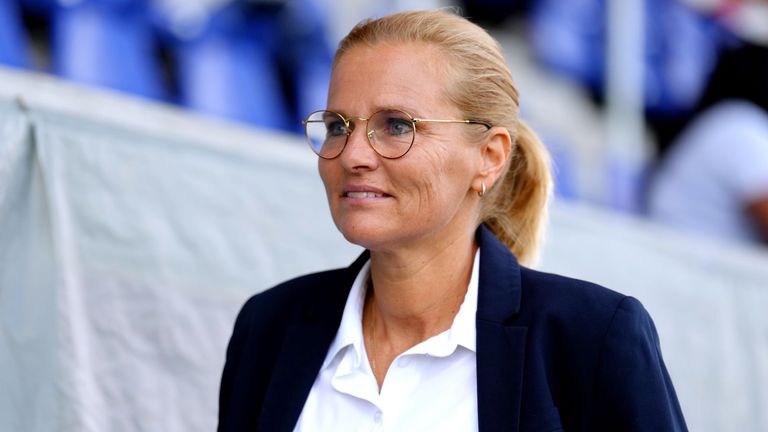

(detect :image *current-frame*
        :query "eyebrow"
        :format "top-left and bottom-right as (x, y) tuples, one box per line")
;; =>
(373, 104), (422, 116)
(327, 104), (425, 119)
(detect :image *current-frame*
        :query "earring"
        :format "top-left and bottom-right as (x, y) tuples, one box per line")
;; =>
(478, 182), (486, 197)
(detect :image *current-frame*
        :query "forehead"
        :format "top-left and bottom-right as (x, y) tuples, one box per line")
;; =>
(328, 42), (455, 116)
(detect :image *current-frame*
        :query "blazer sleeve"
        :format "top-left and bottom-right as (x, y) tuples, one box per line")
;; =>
(593, 296), (688, 431)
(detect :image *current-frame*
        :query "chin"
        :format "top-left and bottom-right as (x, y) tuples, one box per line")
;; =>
(336, 223), (383, 250)
(333, 217), (393, 250)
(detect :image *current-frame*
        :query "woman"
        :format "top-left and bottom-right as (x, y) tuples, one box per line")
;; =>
(219, 10), (687, 432)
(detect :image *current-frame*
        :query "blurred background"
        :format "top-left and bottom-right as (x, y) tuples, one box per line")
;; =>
(3, 0), (768, 224)
(1, 0), (767, 431)
(2, 0), (768, 220)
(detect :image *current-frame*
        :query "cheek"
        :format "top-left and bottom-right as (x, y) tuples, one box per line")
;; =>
(318, 160), (334, 190)
(408, 145), (468, 218)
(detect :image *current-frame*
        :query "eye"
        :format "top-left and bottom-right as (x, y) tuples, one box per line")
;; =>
(325, 120), (348, 137)
(383, 116), (413, 136)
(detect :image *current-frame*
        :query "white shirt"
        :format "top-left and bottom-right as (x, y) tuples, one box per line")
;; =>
(649, 101), (768, 243)
(294, 251), (480, 432)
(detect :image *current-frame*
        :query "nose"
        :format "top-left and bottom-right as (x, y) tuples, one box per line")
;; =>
(338, 121), (380, 172)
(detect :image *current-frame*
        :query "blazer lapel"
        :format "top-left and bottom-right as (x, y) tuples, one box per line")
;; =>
(476, 226), (527, 432)
(257, 252), (370, 432)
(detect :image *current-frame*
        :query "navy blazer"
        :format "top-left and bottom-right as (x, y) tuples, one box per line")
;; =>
(219, 226), (687, 431)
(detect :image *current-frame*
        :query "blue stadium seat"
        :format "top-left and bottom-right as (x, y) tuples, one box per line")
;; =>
(529, 0), (605, 93)
(50, 0), (166, 99)
(0, 0), (31, 68)
(281, 0), (334, 133)
(171, 5), (289, 130)
(293, 54), (332, 131)
(643, 0), (722, 116)
(530, 0), (721, 116)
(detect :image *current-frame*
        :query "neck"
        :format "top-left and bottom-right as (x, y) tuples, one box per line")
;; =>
(367, 227), (477, 345)
(363, 224), (479, 389)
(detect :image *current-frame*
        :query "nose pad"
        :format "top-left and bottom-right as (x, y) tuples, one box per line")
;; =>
(340, 121), (379, 168)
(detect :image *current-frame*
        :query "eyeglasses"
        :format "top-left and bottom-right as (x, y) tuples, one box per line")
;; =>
(302, 109), (492, 159)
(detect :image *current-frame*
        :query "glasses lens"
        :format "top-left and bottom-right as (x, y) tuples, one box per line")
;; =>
(368, 110), (415, 158)
(305, 111), (348, 158)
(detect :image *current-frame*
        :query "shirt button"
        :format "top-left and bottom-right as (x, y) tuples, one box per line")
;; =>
(398, 357), (410, 367)
(374, 410), (383, 423)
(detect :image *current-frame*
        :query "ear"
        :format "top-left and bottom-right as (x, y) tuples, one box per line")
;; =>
(474, 126), (511, 193)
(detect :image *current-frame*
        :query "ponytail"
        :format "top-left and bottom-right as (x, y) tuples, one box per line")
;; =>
(482, 120), (552, 265)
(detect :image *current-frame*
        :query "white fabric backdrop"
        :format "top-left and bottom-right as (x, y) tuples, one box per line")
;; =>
(1, 67), (767, 432)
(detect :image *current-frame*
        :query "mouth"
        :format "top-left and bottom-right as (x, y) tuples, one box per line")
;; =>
(341, 186), (392, 201)
(344, 191), (387, 198)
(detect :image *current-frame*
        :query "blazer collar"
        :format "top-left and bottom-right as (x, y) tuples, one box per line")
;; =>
(476, 224), (522, 323)
(475, 224), (527, 432)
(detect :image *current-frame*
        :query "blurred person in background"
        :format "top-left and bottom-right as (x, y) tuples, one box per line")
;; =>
(649, 0), (768, 245)
(219, 9), (687, 431)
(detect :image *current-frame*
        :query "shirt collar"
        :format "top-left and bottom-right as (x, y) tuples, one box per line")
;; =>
(321, 259), (370, 371)
(449, 248), (479, 352)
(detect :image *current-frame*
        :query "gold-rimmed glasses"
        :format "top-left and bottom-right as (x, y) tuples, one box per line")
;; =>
(302, 108), (492, 159)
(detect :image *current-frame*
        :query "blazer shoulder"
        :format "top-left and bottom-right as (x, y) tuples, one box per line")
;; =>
(516, 267), (646, 345)
(238, 267), (350, 325)
(519, 267), (627, 312)
(219, 267), (355, 431)
(515, 268), (687, 430)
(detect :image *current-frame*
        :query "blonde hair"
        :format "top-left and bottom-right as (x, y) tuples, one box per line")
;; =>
(334, 9), (552, 265)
